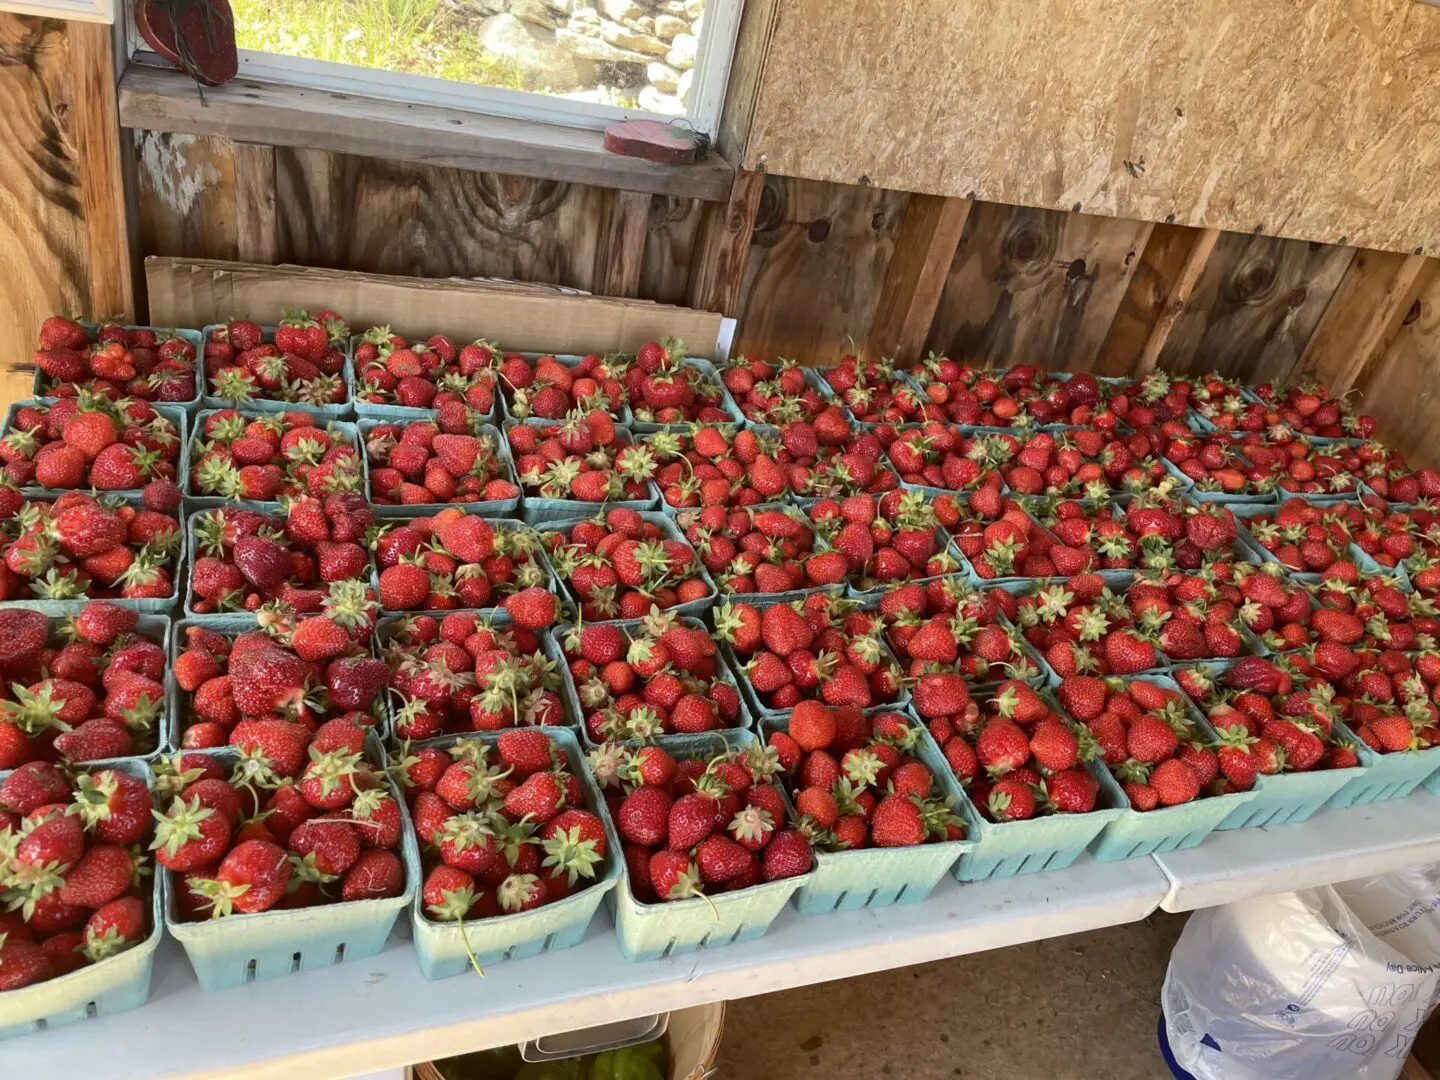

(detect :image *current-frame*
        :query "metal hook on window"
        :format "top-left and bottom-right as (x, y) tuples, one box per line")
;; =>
(668, 117), (711, 156)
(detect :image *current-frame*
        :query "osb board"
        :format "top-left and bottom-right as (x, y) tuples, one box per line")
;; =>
(143, 258), (730, 358)
(732, 174), (910, 363)
(0, 16), (93, 405)
(742, 0), (1440, 255)
(1153, 232), (1355, 384)
(923, 201), (1152, 371)
(1353, 270), (1440, 471)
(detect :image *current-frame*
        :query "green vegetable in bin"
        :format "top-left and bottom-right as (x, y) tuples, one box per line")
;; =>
(515, 1059), (584, 1080)
(588, 1045), (665, 1080)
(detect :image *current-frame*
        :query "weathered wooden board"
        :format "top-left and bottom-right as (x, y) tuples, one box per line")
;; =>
(272, 148), (608, 289)
(1095, 224), (1205, 377)
(731, 175), (909, 363)
(1153, 232), (1355, 384)
(639, 196), (706, 307)
(134, 131), (240, 262)
(0, 16), (92, 403)
(742, 0), (1440, 254)
(923, 202), (1152, 371)
(1297, 250), (1438, 394)
(1352, 271), (1440, 470)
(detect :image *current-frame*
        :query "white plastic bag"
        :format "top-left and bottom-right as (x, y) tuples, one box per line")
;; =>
(1163, 884), (1440, 1080)
(1338, 866), (1440, 968)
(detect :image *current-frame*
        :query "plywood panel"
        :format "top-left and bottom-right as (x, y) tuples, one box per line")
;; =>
(272, 148), (606, 289)
(1155, 233), (1355, 384)
(0, 15), (90, 404)
(732, 175), (909, 362)
(924, 202), (1152, 371)
(135, 131), (240, 263)
(743, 0), (1440, 254)
(1353, 271), (1440, 470)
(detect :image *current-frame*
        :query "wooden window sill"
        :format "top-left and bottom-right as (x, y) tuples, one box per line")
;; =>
(117, 63), (735, 201)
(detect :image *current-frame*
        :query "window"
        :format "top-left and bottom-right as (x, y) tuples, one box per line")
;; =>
(134, 0), (743, 136)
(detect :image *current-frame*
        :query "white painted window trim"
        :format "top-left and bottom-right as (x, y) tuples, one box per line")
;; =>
(127, 0), (742, 138)
(2, 0), (111, 22)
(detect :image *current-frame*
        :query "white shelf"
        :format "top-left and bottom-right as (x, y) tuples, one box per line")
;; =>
(1155, 791), (1440, 912)
(3, 855), (1167, 1080)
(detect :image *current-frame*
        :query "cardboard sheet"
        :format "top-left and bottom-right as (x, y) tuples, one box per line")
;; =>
(144, 258), (733, 361)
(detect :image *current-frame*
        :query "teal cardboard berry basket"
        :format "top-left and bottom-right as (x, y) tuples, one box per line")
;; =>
(2, 399), (191, 504)
(34, 325), (205, 413)
(1167, 659), (1365, 830)
(1327, 734), (1440, 808)
(185, 411), (362, 514)
(598, 729), (815, 962)
(505, 418), (661, 525)
(536, 511), (718, 624)
(1029, 672), (1258, 861)
(374, 611), (573, 742)
(408, 726), (620, 979)
(0, 493), (186, 616)
(554, 614), (751, 748)
(358, 418), (520, 518)
(0, 759), (165, 1040)
(713, 591), (910, 723)
(184, 506), (377, 619)
(370, 515), (558, 619)
(627, 358), (744, 434)
(345, 333), (499, 427)
(759, 709), (974, 913)
(947, 685), (1125, 880)
(163, 734), (418, 991)
(200, 324), (354, 419)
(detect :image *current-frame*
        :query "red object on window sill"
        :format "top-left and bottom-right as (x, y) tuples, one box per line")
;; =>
(603, 120), (703, 166)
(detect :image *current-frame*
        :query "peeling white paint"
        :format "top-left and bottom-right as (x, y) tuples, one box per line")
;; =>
(134, 131), (217, 218)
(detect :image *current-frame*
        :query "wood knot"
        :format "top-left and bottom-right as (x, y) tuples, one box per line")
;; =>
(1003, 222), (1052, 269)
(807, 218), (831, 243)
(1228, 257), (1277, 304)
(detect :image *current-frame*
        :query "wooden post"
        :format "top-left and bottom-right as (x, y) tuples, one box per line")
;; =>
(233, 142), (279, 266)
(1296, 250), (1436, 393)
(69, 21), (134, 320)
(593, 190), (652, 299)
(686, 168), (766, 316)
(1135, 227), (1220, 374)
(869, 194), (971, 364)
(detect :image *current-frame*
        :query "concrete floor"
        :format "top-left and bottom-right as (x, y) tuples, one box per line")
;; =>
(716, 911), (1188, 1080)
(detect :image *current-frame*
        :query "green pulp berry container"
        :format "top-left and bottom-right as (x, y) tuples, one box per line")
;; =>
(760, 708), (974, 914)
(0, 759), (165, 1040)
(164, 735), (417, 990)
(1328, 737), (1440, 808)
(1085, 673), (1258, 861)
(408, 727), (619, 979)
(598, 730), (815, 962)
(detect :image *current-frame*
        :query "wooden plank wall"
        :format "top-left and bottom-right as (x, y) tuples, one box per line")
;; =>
(130, 139), (1440, 469)
(0, 15), (132, 404)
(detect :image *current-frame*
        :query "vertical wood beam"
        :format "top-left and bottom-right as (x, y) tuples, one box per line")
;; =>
(1296, 250), (1436, 393)
(1135, 227), (1220, 374)
(233, 142), (279, 265)
(686, 168), (765, 317)
(593, 189), (651, 299)
(869, 194), (971, 364)
(69, 21), (134, 319)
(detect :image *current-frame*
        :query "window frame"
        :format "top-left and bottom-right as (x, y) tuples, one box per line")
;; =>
(126, 0), (744, 138)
